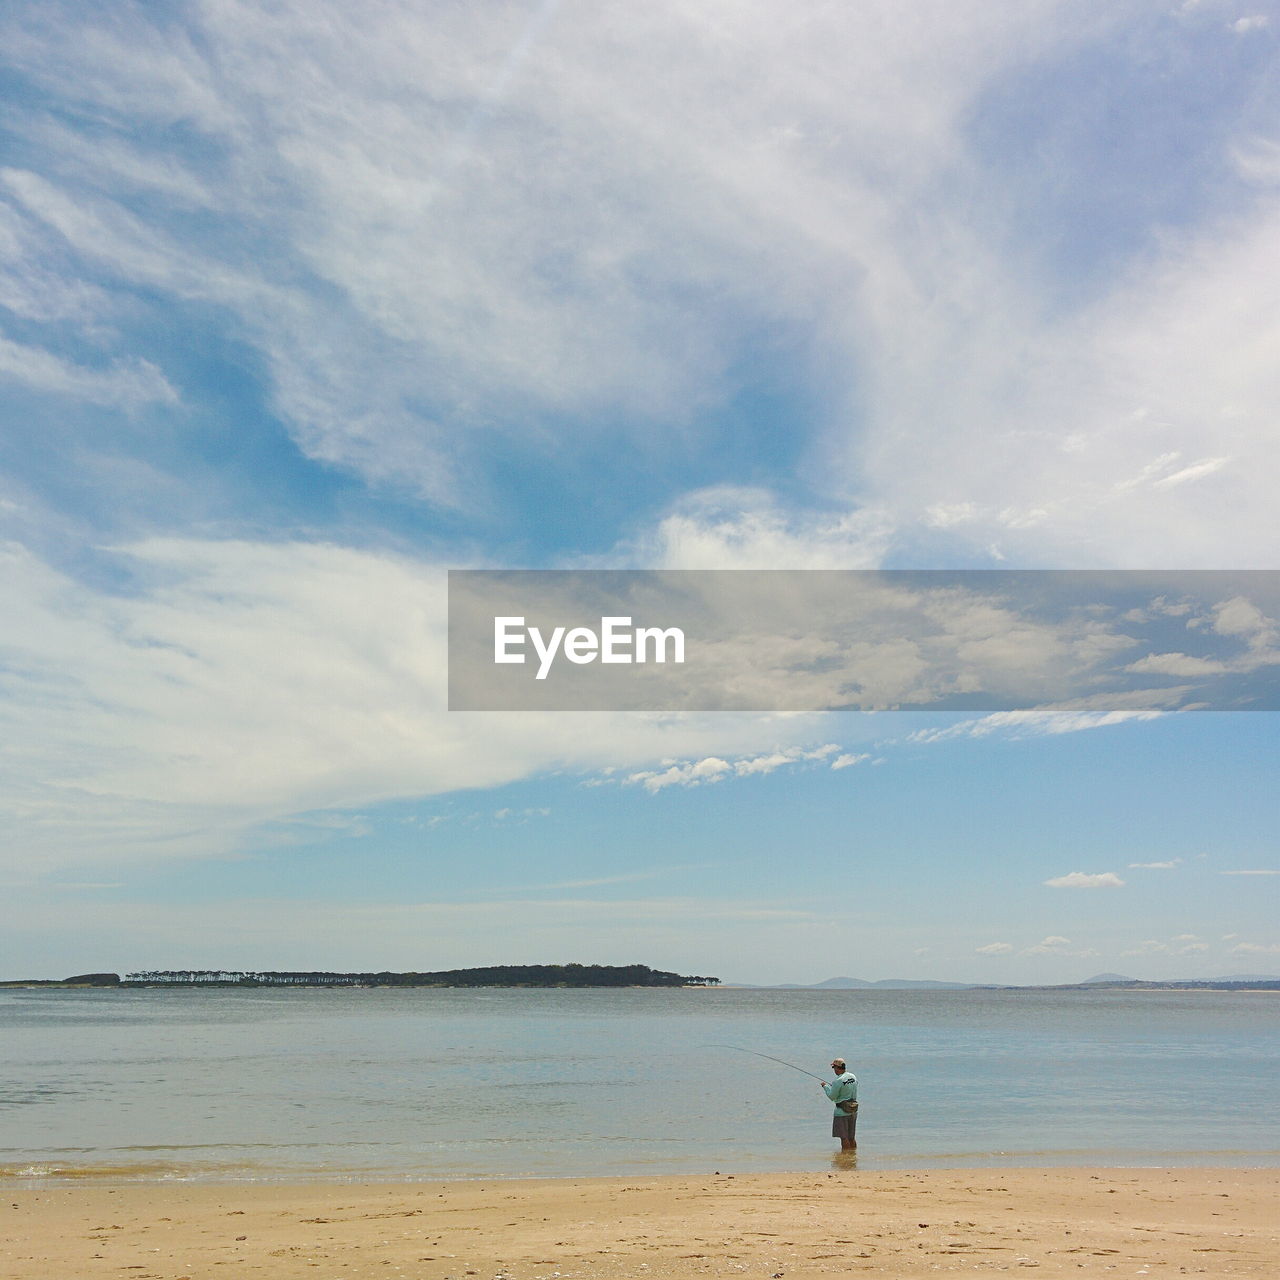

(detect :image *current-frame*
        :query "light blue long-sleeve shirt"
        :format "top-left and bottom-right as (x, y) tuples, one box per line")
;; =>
(823, 1071), (858, 1114)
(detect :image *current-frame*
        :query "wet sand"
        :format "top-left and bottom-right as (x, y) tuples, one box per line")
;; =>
(4, 1167), (1277, 1278)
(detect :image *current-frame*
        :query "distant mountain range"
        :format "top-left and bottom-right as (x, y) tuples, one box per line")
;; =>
(1080, 972), (1280, 985)
(729, 973), (1280, 990)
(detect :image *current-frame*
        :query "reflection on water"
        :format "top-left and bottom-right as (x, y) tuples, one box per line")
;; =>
(1, 986), (1277, 1183)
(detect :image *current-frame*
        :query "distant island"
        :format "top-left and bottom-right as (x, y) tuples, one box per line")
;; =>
(0, 964), (720, 989)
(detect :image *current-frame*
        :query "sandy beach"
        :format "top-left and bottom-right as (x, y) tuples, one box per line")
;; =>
(4, 1167), (1277, 1279)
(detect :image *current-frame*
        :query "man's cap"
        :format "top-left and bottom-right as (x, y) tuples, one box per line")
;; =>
(830, 1057), (846, 1069)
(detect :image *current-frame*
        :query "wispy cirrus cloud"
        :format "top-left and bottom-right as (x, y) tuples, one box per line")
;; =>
(492, 864), (711, 894)
(908, 692), (1178, 745)
(1, 1), (1276, 566)
(0, 334), (176, 407)
(831, 753), (871, 770)
(1020, 935), (1099, 958)
(1122, 934), (1209, 957)
(620, 744), (841, 794)
(0, 538), (840, 874)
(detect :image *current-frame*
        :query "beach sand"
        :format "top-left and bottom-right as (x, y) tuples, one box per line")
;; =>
(4, 1167), (1277, 1278)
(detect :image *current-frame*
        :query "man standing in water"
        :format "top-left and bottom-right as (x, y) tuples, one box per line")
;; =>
(821, 1057), (858, 1151)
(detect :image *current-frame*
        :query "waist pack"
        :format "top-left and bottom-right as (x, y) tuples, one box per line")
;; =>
(837, 1099), (858, 1115)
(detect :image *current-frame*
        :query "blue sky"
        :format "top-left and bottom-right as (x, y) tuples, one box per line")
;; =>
(1, 0), (1277, 983)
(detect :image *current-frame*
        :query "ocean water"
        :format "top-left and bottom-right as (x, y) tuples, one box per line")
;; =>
(1, 985), (1276, 1183)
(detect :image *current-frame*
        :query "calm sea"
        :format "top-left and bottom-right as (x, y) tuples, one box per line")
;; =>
(1, 986), (1276, 1183)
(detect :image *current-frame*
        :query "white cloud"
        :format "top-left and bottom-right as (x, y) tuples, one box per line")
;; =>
(1231, 941), (1280, 955)
(1, 4), (1277, 880)
(842, 190), (1280, 568)
(1020, 935), (1100, 958)
(0, 334), (176, 407)
(0, 538), (841, 872)
(487, 805), (550, 822)
(622, 743), (840, 793)
(733, 752), (799, 777)
(975, 941), (1014, 955)
(1213, 596), (1278, 647)
(1150, 457), (1231, 489)
(1124, 653), (1228, 677)
(1122, 939), (1169, 956)
(9, 0), (1276, 569)
(1044, 871), (1125, 888)
(908, 691), (1178, 744)
(1119, 595), (1280, 683)
(1022, 935), (1067, 952)
(638, 489), (893, 570)
(527, 574), (1214, 716)
(1121, 933), (1211, 957)
(655, 198), (1280, 573)
(1221, 868), (1280, 875)
(22, 2), (1079, 504)
(629, 756), (733, 793)
(831, 752), (870, 770)
(1128, 859), (1182, 869)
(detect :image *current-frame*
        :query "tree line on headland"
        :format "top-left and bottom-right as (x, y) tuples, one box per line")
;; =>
(105, 963), (721, 987)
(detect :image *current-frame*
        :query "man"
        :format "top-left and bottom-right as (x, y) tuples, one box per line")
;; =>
(821, 1057), (858, 1151)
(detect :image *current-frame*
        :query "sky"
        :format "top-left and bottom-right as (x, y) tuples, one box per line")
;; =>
(1, 0), (1277, 985)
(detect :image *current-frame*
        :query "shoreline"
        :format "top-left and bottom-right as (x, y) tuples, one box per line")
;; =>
(7, 1166), (1278, 1278)
(7, 1150), (1280, 1187)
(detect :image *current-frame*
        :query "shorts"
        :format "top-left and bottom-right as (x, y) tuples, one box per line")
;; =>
(831, 1103), (858, 1141)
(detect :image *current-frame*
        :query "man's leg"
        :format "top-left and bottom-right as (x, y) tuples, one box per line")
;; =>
(833, 1110), (857, 1151)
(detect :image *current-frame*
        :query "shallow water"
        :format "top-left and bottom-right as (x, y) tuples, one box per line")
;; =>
(1, 985), (1276, 1183)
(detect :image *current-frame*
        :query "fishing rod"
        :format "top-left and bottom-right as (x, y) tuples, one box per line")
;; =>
(707, 1043), (827, 1082)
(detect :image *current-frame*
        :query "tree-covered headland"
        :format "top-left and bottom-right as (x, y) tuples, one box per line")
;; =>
(119, 963), (719, 987)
